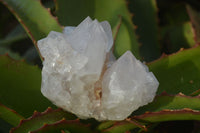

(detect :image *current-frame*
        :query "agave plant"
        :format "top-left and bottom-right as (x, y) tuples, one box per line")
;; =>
(1, 0), (200, 132)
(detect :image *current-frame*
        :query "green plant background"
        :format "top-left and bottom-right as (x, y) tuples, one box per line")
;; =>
(1, 0), (200, 132)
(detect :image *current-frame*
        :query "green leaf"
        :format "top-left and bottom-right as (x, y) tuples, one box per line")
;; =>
(160, 22), (196, 53)
(113, 16), (139, 58)
(0, 103), (24, 126)
(186, 4), (200, 44)
(97, 121), (115, 131)
(29, 119), (93, 133)
(0, 0), (62, 45)
(158, 3), (190, 25)
(134, 92), (200, 115)
(102, 121), (138, 133)
(133, 109), (200, 123)
(10, 108), (77, 133)
(55, 0), (93, 26)
(157, 3), (194, 54)
(55, 0), (140, 58)
(129, 0), (160, 61)
(0, 55), (54, 117)
(148, 46), (200, 95)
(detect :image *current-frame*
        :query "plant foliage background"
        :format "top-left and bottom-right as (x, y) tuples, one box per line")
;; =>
(1, 0), (200, 132)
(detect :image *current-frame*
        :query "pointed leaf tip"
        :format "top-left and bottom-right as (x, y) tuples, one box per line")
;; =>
(0, 103), (24, 127)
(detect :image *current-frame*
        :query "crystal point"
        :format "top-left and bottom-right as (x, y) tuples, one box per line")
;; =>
(102, 51), (159, 120)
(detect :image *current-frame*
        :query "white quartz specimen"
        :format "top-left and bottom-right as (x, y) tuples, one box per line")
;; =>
(37, 16), (159, 121)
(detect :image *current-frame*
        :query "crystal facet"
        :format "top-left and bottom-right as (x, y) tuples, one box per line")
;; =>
(38, 16), (159, 121)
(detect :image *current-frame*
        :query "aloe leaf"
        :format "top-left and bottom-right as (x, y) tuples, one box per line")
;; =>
(29, 119), (93, 133)
(186, 5), (200, 44)
(160, 22), (196, 53)
(157, 3), (195, 54)
(129, 0), (160, 61)
(102, 121), (138, 133)
(0, 3), (16, 38)
(55, 0), (93, 26)
(0, 55), (53, 117)
(148, 46), (200, 95)
(10, 108), (90, 133)
(158, 3), (189, 25)
(0, 103), (24, 127)
(55, 0), (140, 58)
(134, 92), (200, 115)
(0, 0), (62, 45)
(97, 121), (115, 131)
(133, 109), (200, 123)
(93, 0), (139, 58)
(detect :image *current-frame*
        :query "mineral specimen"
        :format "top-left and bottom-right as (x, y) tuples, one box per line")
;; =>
(37, 16), (159, 121)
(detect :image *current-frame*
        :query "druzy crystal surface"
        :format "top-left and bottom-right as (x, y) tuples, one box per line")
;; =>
(37, 17), (159, 121)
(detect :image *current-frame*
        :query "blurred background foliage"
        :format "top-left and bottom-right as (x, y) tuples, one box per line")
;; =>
(1, 0), (200, 132)
(0, 0), (199, 63)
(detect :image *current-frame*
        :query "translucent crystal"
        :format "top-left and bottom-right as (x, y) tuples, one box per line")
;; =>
(37, 16), (159, 121)
(102, 51), (159, 120)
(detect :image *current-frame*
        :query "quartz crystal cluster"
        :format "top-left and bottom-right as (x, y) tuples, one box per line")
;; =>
(37, 17), (159, 121)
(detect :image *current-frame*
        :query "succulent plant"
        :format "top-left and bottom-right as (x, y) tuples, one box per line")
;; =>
(1, 0), (200, 132)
